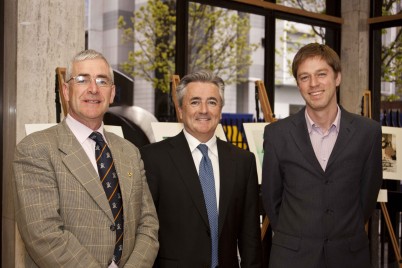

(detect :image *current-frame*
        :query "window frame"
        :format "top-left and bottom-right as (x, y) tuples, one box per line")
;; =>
(175, 0), (341, 113)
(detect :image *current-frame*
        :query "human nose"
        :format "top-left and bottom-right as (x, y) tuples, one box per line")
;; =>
(310, 75), (319, 87)
(199, 102), (208, 113)
(87, 78), (99, 93)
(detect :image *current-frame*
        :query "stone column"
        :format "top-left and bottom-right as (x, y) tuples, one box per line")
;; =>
(340, 1), (370, 114)
(2, 0), (84, 267)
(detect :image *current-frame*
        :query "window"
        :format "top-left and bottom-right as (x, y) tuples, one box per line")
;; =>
(276, 0), (326, 14)
(274, 19), (325, 118)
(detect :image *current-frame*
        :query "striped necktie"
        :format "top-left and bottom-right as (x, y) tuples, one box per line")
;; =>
(197, 144), (219, 268)
(90, 132), (124, 264)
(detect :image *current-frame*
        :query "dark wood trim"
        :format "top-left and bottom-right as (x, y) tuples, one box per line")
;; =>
(368, 13), (402, 25)
(175, 0), (188, 78)
(0, 0), (4, 262)
(233, 0), (343, 24)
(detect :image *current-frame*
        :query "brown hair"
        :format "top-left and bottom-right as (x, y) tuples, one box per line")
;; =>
(292, 43), (341, 80)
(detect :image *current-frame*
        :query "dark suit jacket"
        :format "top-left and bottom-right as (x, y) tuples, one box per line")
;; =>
(140, 131), (262, 268)
(262, 107), (382, 268)
(13, 120), (159, 268)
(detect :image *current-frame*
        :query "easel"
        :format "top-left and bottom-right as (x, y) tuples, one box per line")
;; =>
(55, 67), (68, 119)
(255, 80), (277, 240)
(363, 90), (402, 267)
(171, 75), (182, 122)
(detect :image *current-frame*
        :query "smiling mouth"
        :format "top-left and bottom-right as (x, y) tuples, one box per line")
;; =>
(85, 100), (101, 104)
(309, 90), (324, 96)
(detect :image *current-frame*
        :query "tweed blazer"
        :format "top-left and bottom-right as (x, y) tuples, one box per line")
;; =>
(262, 107), (382, 268)
(13, 120), (159, 268)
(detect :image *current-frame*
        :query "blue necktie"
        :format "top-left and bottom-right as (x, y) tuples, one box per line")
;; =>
(197, 144), (218, 268)
(90, 132), (124, 264)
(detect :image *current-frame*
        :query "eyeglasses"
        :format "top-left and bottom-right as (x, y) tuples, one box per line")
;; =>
(66, 74), (113, 87)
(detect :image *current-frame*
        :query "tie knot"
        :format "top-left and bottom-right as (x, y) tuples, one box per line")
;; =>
(197, 144), (209, 157)
(89, 131), (105, 145)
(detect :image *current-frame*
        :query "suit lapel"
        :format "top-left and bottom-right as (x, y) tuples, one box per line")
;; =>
(169, 132), (210, 227)
(289, 109), (324, 173)
(216, 139), (235, 236)
(58, 121), (114, 222)
(326, 108), (356, 169)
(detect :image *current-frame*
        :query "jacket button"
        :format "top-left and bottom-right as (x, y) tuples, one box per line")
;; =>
(110, 224), (116, 231)
(325, 209), (334, 214)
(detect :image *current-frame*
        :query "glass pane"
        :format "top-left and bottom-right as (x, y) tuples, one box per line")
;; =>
(382, 0), (402, 16)
(188, 2), (265, 115)
(276, 0), (326, 14)
(274, 19), (325, 119)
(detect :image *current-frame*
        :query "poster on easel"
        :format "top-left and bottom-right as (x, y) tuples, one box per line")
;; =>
(382, 126), (402, 181)
(243, 122), (269, 184)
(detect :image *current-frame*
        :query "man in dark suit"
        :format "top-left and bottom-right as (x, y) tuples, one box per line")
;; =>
(140, 70), (262, 268)
(261, 43), (382, 268)
(13, 49), (159, 267)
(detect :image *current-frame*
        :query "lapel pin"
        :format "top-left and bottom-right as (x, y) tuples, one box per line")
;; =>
(128, 172), (133, 177)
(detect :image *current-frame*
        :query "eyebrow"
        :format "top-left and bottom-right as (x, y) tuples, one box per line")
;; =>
(75, 73), (109, 78)
(189, 96), (218, 101)
(298, 68), (329, 77)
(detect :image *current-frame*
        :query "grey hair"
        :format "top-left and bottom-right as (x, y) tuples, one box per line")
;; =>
(65, 49), (114, 83)
(176, 70), (225, 107)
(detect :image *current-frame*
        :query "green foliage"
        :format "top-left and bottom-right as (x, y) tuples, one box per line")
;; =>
(118, 0), (259, 93)
(118, 0), (176, 93)
(380, 0), (402, 100)
(187, 3), (259, 85)
(276, 0), (326, 14)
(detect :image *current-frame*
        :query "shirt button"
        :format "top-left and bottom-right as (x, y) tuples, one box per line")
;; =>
(110, 224), (116, 231)
(325, 209), (333, 214)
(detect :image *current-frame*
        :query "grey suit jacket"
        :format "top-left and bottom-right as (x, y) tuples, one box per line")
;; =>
(262, 107), (382, 268)
(13, 120), (159, 268)
(140, 131), (262, 268)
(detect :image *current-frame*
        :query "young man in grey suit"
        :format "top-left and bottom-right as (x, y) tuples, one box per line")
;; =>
(13, 49), (159, 268)
(262, 43), (382, 268)
(140, 70), (262, 268)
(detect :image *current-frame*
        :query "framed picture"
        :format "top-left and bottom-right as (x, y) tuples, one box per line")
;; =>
(151, 122), (227, 142)
(382, 126), (402, 180)
(243, 122), (269, 184)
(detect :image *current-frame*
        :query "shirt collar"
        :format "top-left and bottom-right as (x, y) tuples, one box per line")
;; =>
(305, 105), (341, 134)
(183, 128), (218, 157)
(66, 114), (106, 144)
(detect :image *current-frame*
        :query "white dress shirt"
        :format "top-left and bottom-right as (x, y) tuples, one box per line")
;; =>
(183, 129), (220, 210)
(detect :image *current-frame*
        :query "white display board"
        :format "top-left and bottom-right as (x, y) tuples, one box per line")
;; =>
(382, 126), (402, 181)
(243, 122), (269, 184)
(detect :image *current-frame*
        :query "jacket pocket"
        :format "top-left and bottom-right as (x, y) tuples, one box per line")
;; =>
(348, 232), (369, 252)
(272, 231), (301, 251)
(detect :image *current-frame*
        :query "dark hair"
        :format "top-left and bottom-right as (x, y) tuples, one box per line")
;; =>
(292, 43), (341, 79)
(176, 70), (225, 107)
